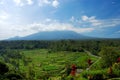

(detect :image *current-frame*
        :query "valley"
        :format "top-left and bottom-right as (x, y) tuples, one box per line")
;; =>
(0, 40), (120, 80)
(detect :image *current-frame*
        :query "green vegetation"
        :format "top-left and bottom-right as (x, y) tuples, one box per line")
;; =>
(0, 40), (120, 80)
(20, 49), (96, 79)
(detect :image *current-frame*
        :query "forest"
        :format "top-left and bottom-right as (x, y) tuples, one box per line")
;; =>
(0, 39), (120, 80)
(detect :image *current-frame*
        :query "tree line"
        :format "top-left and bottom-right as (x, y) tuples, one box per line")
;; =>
(0, 39), (120, 55)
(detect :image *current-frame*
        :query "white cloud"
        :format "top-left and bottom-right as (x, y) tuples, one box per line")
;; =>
(81, 15), (120, 28)
(81, 15), (101, 26)
(92, 19), (120, 28)
(27, 22), (94, 33)
(27, 0), (33, 5)
(43, 0), (51, 4)
(0, 19), (94, 40)
(70, 16), (75, 22)
(38, 0), (59, 8)
(38, 0), (50, 6)
(13, 0), (24, 6)
(118, 31), (120, 33)
(0, 0), (4, 4)
(52, 0), (59, 8)
(115, 30), (120, 33)
(12, 0), (59, 7)
(88, 17), (101, 26)
(13, 0), (33, 6)
(0, 11), (9, 20)
(13, 22), (94, 37)
(45, 18), (52, 22)
(69, 15), (120, 35)
(81, 15), (88, 21)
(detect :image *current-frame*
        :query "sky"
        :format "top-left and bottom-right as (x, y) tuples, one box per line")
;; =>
(0, 0), (120, 40)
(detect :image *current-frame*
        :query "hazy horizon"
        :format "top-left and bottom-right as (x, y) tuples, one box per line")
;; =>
(0, 0), (120, 40)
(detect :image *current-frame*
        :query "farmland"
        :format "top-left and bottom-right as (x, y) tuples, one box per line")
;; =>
(0, 40), (120, 80)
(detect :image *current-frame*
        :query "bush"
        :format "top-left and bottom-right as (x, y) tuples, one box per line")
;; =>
(5, 73), (23, 80)
(0, 61), (9, 75)
(112, 63), (120, 77)
(81, 70), (107, 80)
(99, 47), (119, 68)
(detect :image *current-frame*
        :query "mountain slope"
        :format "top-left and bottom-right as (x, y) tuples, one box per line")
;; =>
(8, 31), (94, 40)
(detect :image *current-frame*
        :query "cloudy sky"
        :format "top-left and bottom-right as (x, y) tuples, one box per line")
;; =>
(0, 0), (120, 40)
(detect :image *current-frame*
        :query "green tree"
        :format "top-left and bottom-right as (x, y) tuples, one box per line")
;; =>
(99, 47), (119, 68)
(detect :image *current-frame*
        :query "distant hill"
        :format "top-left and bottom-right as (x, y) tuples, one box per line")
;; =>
(8, 31), (95, 40)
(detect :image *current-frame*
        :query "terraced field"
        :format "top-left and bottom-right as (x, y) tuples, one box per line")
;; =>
(19, 49), (97, 79)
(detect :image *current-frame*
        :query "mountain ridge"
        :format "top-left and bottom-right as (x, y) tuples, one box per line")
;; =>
(7, 30), (95, 40)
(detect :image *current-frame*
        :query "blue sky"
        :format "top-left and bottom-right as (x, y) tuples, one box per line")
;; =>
(0, 0), (120, 40)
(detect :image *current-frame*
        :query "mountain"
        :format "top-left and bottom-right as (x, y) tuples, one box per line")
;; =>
(8, 31), (94, 40)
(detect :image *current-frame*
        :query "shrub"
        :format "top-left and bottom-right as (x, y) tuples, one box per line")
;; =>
(0, 61), (9, 75)
(81, 70), (107, 80)
(112, 63), (120, 77)
(5, 73), (23, 80)
(99, 47), (119, 68)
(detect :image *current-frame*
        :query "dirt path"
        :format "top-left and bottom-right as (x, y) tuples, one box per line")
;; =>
(76, 50), (101, 76)
(84, 50), (101, 70)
